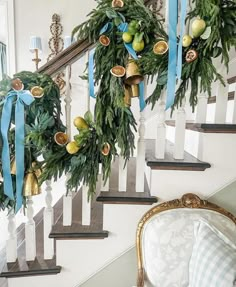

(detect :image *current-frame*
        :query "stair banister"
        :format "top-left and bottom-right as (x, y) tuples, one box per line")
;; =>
(136, 78), (147, 193)
(6, 209), (17, 263)
(63, 64), (73, 227)
(215, 66), (228, 124)
(233, 84), (236, 124)
(44, 180), (54, 260)
(25, 196), (36, 261)
(82, 51), (92, 226)
(196, 92), (208, 123)
(119, 157), (128, 192)
(174, 98), (187, 160)
(155, 91), (166, 159)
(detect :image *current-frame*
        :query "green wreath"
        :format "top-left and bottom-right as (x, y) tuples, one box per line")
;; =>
(0, 72), (65, 211)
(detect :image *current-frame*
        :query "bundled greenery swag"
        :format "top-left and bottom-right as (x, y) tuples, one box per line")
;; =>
(41, 0), (165, 197)
(139, 0), (236, 110)
(0, 72), (65, 211)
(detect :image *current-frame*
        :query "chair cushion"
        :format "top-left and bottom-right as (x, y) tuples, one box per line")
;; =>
(188, 220), (236, 287)
(141, 209), (236, 287)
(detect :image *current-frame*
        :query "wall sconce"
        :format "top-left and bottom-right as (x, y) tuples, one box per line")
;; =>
(29, 36), (42, 70)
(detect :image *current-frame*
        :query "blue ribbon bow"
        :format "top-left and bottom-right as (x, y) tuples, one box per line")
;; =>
(1, 90), (35, 212)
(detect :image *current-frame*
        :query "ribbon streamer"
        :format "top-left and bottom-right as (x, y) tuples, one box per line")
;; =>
(177, 0), (188, 80)
(1, 90), (35, 212)
(89, 49), (96, 99)
(166, 0), (178, 110)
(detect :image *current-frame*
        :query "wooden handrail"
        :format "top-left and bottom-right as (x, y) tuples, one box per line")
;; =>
(37, 0), (156, 76)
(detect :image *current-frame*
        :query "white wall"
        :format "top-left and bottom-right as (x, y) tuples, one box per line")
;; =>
(14, 0), (96, 72)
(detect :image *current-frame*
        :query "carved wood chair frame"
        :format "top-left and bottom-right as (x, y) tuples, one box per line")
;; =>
(136, 193), (236, 287)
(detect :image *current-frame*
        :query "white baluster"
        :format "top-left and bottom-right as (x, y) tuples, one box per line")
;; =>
(63, 64), (73, 226)
(155, 92), (166, 159)
(86, 51), (91, 112)
(101, 178), (109, 192)
(25, 197), (36, 261)
(174, 98), (186, 159)
(232, 85), (236, 124)
(215, 82), (228, 124)
(65, 65), (72, 140)
(6, 209), (17, 263)
(82, 185), (91, 226)
(44, 180), (54, 259)
(136, 77), (146, 194)
(136, 112), (146, 193)
(63, 174), (73, 226)
(119, 156), (127, 192)
(196, 92), (208, 123)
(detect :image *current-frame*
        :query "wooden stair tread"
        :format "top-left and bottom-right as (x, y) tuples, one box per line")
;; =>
(146, 140), (211, 171)
(165, 121), (236, 133)
(97, 158), (157, 205)
(0, 196), (64, 279)
(50, 187), (108, 239)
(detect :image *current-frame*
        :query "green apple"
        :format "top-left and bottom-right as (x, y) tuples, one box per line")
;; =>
(182, 35), (193, 47)
(192, 19), (206, 38)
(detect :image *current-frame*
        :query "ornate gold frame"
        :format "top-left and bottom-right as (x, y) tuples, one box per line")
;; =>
(136, 193), (236, 287)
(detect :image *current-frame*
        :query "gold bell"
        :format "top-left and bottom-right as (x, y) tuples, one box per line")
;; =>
(124, 85), (132, 107)
(32, 162), (42, 178)
(10, 159), (17, 175)
(23, 172), (41, 197)
(125, 59), (144, 86)
(131, 84), (139, 98)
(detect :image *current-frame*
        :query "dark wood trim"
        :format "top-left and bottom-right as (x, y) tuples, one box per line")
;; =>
(49, 231), (109, 240)
(165, 121), (236, 133)
(146, 140), (211, 171)
(228, 76), (236, 85)
(97, 158), (157, 205)
(49, 186), (108, 240)
(0, 258), (61, 278)
(208, 91), (234, 104)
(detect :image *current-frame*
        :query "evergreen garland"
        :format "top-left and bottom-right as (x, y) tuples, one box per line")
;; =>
(140, 0), (236, 111)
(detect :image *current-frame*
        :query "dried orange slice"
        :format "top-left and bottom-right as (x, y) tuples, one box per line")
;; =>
(153, 41), (169, 55)
(101, 143), (111, 156)
(54, 132), (69, 146)
(31, 86), (44, 98)
(12, 78), (24, 91)
(186, 49), (198, 63)
(112, 0), (124, 8)
(110, 66), (126, 77)
(99, 35), (110, 47)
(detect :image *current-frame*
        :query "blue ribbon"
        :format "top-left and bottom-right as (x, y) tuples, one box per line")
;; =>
(166, 0), (178, 110)
(89, 49), (96, 99)
(118, 23), (146, 111)
(177, 0), (188, 80)
(1, 90), (35, 212)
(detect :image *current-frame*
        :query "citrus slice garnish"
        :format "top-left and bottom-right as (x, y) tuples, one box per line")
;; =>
(112, 0), (124, 8)
(101, 143), (111, 156)
(54, 132), (69, 146)
(153, 41), (169, 55)
(31, 86), (44, 98)
(186, 49), (198, 63)
(110, 66), (126, 77)
(12, 78), (24, 91)
(99, 35), (110, 47)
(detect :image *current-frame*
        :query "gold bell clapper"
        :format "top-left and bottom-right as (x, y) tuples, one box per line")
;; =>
(23, 172), (41, 197)
(131, 84), (139, 98)
(125, 59), (144, 86)
(124, 85), (132, 107)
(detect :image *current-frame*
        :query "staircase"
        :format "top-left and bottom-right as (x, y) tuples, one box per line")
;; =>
(0, 6), (236, 287)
